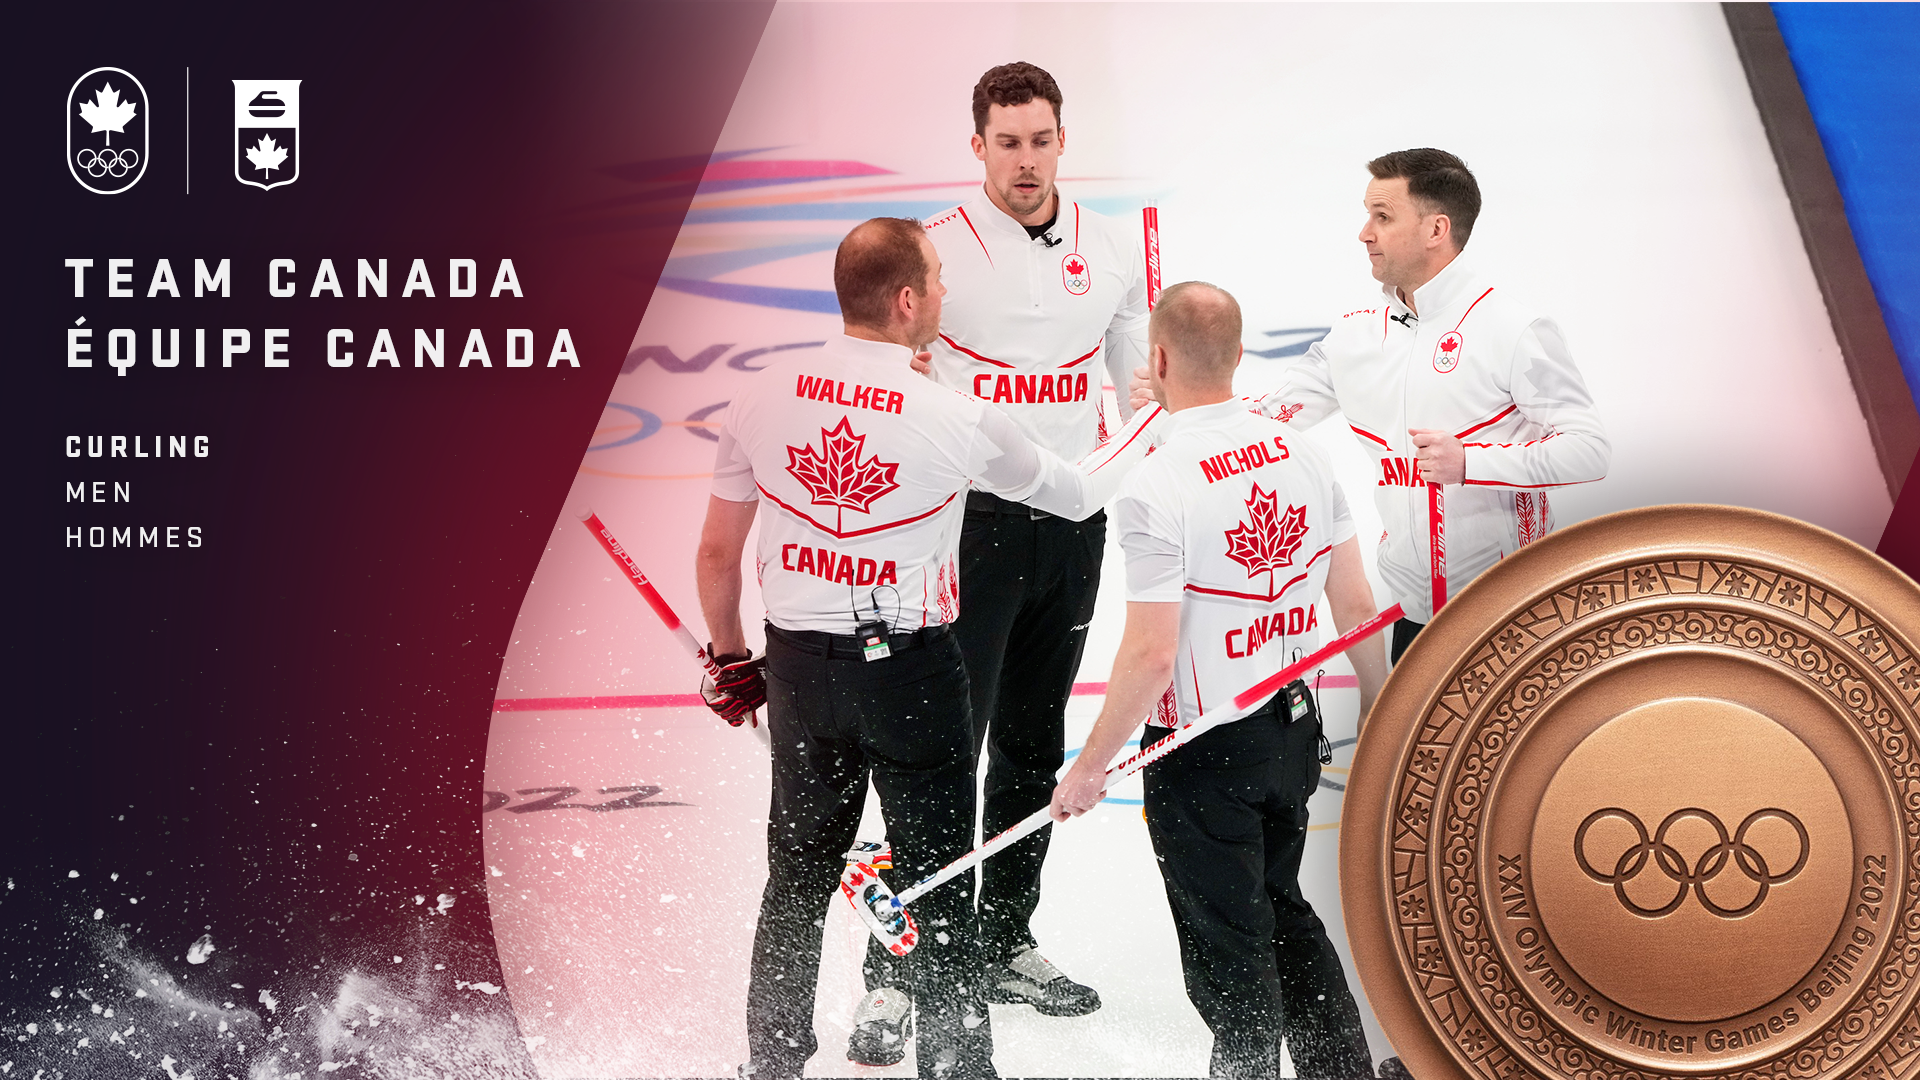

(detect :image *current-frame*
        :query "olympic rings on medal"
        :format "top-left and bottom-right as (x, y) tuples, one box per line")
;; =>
(1573, 807), (1809, 918)
(75, 148), (141, 178)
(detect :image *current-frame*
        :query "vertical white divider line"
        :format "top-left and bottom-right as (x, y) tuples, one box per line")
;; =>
(184, 68), (190, 194)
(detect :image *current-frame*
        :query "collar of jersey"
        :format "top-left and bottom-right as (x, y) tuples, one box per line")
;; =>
(1157, 396), (1254, 440)
(969, 185), (1071, 242)
(1384, 257), (1478, 320)
(829, 332), (917, 365)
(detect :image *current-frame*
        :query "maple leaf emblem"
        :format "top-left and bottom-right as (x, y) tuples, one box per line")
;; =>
(1065, 257), (1086, 277)
(246, 135), (290, 175)
(78, 84), (137, 144)
(1223, 484), (1309, 591)
(785, 417), (901, 532)
(1440, 335), (1460, 354)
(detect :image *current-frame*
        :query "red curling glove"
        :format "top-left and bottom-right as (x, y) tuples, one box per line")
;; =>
(700, 648), (767, 727)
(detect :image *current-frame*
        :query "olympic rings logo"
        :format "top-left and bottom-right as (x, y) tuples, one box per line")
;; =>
(1573, 807), (1809, 918)
(76, 148), (141, 178)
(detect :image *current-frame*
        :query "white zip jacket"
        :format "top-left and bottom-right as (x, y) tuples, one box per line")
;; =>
(1113, 399), (1354, 728)
(924, 187), (1150, 462)
(712, 334), (1164, 633)
(1257, 260), (1609, 622)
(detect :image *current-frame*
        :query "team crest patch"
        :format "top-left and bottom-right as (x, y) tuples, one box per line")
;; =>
(1061, 252), (1091, 295)
(1433, 330), (1464, 373)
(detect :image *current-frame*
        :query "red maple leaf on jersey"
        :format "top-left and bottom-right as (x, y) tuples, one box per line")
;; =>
(1065, 257), (1085, 276)
(1440, 335), (1459, 354)
(1223, 484), (1309, 590)
(786, 417), (902, 532)
(935, 558), (959, 623)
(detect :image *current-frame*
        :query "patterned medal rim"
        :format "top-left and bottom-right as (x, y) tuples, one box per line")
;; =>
(1341, 504), (1920, 1080)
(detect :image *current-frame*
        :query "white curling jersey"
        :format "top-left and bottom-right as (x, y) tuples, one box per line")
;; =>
(1112, 399), (1354, 728)
(1260, 260), (1608, 622)
(713, 334), (1163, 634)
(924, 188), (1151, 461)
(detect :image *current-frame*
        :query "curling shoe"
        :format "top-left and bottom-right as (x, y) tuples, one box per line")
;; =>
(847, 986), (913, 1066)
(981, 947), (1101, 1016)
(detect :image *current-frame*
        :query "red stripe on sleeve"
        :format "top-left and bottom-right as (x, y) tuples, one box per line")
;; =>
(1455, 404), (1517, 439)
(1462, 475), (1601, 490)
(1084, 404), (1162, 473)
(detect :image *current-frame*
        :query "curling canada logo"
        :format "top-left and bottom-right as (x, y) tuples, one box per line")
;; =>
(1434, 330), (1464, 373)
(68, 67), (148, 195)
(1061, 253), (1091, 295)
(234, 80), (301, 191)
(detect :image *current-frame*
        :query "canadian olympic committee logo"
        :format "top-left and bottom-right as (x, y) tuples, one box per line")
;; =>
(1061, 252), (1091, 295)
(68, 67), (148, 195)
(1433, 330), (1463, 373)
(1574, 806), (1809, 918)
(233, 79), (301, 191)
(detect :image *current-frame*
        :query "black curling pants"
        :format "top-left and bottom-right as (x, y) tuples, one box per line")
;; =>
(956, 494), (1105, 960)
(1391, 617), (1424, 664)
(866, 494), (1104, 990)
(747, 624), (995, 1080)
(1142, 691), (1374, 1080)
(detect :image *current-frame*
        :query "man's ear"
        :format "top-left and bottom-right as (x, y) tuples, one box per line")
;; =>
(1231, 344), (1244, 373)
(893, 284), (917, 329)
(971, 133), (987, 162)
(1057, 125), (1066, 155)
(1428, 213), (1453, 250)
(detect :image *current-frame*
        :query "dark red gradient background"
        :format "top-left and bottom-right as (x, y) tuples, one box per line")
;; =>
(1879, 450), (1920, 580)
(4, 0), (771, 1013)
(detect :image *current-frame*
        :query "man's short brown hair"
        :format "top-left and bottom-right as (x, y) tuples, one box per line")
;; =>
(1367, 148), (1482, 249)
(972, 62), (1063, 135)
(834, 218), (929, 329)
(1151, 281), (1242, 385)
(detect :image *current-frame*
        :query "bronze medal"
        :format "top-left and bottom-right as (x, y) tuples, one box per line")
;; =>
(1343, 506), (1920, 1080)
